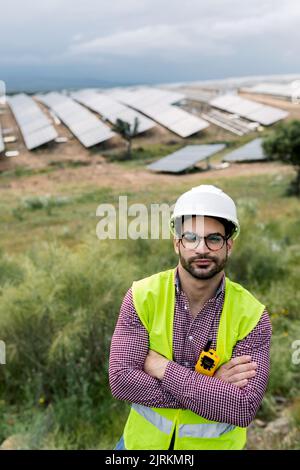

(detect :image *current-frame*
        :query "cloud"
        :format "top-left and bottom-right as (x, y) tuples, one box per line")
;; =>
(1, 0), (300, 82)
(69, 23), (234, 59)
(72, 33), (85, 42)
(67, 2), (300, 62)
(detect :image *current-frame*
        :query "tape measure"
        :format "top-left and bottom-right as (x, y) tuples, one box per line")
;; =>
(195, 339), (220, 376)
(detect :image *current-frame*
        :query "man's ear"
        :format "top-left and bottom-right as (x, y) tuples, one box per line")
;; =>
(173, 237), (180, 255)
(227, 239), (233, 257)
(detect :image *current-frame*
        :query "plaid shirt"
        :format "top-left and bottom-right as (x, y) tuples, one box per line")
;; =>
(109, 268), (272, 427)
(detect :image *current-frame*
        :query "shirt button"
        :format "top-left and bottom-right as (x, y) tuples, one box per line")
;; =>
(188, 336), (193, 341)
(184, 305), (188, 311)
(184, 362), (190, 367)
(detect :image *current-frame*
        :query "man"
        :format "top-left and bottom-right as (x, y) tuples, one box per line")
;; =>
(109, 185), (272, 450)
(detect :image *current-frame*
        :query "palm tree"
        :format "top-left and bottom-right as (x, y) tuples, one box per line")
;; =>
(113, 117), (140, 159)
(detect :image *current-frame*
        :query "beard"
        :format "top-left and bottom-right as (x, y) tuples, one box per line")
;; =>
(179, 247), (228, 280)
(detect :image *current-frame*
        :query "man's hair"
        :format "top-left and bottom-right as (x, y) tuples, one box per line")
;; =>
(174, 215), (236, 239)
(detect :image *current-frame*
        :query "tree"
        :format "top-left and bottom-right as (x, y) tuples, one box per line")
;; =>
(113, 117), (140, 159)
(262, 120), (300, 196)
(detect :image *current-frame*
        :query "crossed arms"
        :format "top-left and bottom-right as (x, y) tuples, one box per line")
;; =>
(109, 288), (272, 427)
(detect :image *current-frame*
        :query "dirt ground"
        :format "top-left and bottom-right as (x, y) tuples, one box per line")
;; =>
(0, 159), (293, 197)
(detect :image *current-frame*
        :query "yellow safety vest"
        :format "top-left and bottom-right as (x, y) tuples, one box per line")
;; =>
(123, 268), (265, 450)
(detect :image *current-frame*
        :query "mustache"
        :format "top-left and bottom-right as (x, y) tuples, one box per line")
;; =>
(189, 256), (215, 262)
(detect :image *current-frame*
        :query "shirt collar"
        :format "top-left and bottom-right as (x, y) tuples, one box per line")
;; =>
(174, 266), (225, 300)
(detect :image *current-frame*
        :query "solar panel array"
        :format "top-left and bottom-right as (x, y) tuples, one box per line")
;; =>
(108, 87), (209, 138)
(210, 94), (288, 126)
(0, 124), (4, 153)
(109, 87), (185, 107)
(36, 92), (115, 148)
(71, 90), (155, 135)
(241, 82), (297, 100)
(7, 94), (58, 150)
(147, 144), (225, 173)
(223, 138), (266, 162)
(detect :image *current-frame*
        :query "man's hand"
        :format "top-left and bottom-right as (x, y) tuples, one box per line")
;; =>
(214, 355), (257, 388)
(144, 350), (170, 381)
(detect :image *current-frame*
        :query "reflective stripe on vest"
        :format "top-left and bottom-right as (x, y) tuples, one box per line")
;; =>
(132, 404), (173, 435)
(179, 422), (236, 439)
(132, 403), (236, 438)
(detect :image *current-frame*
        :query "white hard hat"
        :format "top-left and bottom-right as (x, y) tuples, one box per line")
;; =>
(170, 184), (240, 240)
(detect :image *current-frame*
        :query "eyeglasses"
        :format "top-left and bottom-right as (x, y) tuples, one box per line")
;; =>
(180, 231), (229, 251)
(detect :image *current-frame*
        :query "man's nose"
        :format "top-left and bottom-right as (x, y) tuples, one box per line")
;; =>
(194, 238), (209, 254)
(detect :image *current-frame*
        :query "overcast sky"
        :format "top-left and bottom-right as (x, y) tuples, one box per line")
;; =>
(0, 0), (299, 90)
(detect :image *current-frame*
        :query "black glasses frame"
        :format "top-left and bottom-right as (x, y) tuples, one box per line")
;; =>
(180, 231), (229, 251)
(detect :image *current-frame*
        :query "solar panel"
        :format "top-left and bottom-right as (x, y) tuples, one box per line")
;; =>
(108, 89), (138, 107)
(241, 82), (297, 100)
(111, 87), (185, 106)
(36, 92), (66, 107)
(77, 128), (115, 148)
(246, 108), (286, 126)
(36, 92), (115, 148)
(7, 93), (58, 150)
(223, 138), (266, 162)
(70, 119), (97, 135)
(0, 124), (4, 153)
(210, 94), (288, 125)
(152, 107), (183, 125)
(71, 90), (155, 135)
(171, 116), (208, 138)
(22, 116), (52, 134)
(146, 105), (209, 137)
(23, 126), (58, 151)
(147, 144), (225, 173)
(107, 88), (209, 137)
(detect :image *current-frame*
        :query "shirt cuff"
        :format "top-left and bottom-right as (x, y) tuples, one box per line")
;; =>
(162, 361), (200, 398)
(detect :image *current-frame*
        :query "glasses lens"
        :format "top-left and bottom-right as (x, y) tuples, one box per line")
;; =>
(181, 232), (199, 250)
(206, 234), (224, 251)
